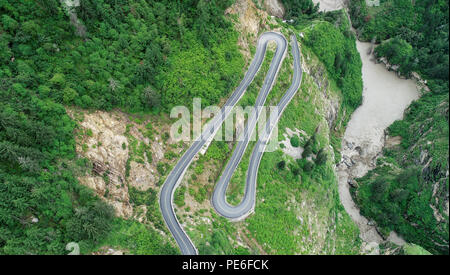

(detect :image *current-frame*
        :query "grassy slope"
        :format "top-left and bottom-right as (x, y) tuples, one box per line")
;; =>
(243, 39), (361, 254)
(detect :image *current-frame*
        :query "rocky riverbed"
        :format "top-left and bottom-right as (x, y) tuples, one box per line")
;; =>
(336, 41), (420, 252)
(308, 0), (420, 253)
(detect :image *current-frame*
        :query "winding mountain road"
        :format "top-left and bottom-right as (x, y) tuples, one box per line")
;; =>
(159, 32), (302, 255)
(212, 34), (302, 219)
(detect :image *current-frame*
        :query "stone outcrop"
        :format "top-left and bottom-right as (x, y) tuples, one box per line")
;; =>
(67, 109), (185, 219)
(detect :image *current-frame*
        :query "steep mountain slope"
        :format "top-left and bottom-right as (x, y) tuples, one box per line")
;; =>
(170, 0), (366, 255)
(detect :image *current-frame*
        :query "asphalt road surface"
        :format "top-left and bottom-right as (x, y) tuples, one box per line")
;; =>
(212, 34), (302, 219)
(159, 32), (302, 255)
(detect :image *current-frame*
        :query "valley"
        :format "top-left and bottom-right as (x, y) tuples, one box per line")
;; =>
(0, 0), (447, 256)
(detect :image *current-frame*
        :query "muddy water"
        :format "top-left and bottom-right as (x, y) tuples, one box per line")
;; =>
(336, 41), (419, 248)
(305, 0), (419, 253)
(308, 0), (418, 248)
(312, 0), (344, 12)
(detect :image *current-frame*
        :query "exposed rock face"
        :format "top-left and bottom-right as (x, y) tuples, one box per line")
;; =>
(263, 0), (285, 18)
(227, 0), (263, 36)
(60, 0), (87, 38)
(226, 0), (278, 61)
(308, 62), (340, 130)
(129, 160), (156, 191)
(312, 0), (344, 12)
(80, 112), (129, 185)
(67, 109), (185, 219)
(74, 110), (133, 218)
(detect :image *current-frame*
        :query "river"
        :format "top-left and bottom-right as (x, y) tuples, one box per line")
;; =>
(337, 41), (419, 250)
(311, 1), (420, 252)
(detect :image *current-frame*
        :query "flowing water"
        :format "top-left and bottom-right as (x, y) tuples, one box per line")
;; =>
(312, 0), (344, 12)
(309, 0), (420, 250)
(337, 41), (419, 248)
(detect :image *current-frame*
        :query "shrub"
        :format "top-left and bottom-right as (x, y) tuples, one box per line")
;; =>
(315, 148), (328, 165)
(66, 201), (114, 242)
(303, 161), (314, 172)
(290, 135), (300, 147)
(292, 166), (300, 176)
(375, 37), (415, 75)
(302, 145), (312, 158)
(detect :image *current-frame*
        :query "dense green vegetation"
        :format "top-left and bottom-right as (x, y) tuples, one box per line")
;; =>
(302, 11), (363, 110)
(349, 0), (449, 255)
(0, 74), (115, 253)
(349, 0), (448, 89)
(0, 0), (241, 254)
(375, 37), (414, 75)
(194, 212), (250, 255)
(0, 0), (243, 112)
(281, 4), (364, 112)
(128, 185), (167, 233)
(280, 0), (319, 20)
(98, 219), (178, 255)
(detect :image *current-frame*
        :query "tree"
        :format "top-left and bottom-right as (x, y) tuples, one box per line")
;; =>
(290, 135), (300, 147)
(370, 178), (389, 202)
(63, 87), (78, 104)
(81, 95), (93, 108)
(315, 148), (328, 165)
(141, 86), (161, 109)
(302, 145), (312, 159)
(292, 166), (300, 176)
(282, 0), (319, 19)
(303, 161), (314, 172)
(66, 201), (114, 242)
(50, 73), (66, 87)
(277, 160), (286, 170)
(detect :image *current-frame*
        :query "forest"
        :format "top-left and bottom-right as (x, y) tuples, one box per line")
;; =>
(280, 0), (319, 20)
(349, 0), (448, 88)
(0, 0), (241, 254)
